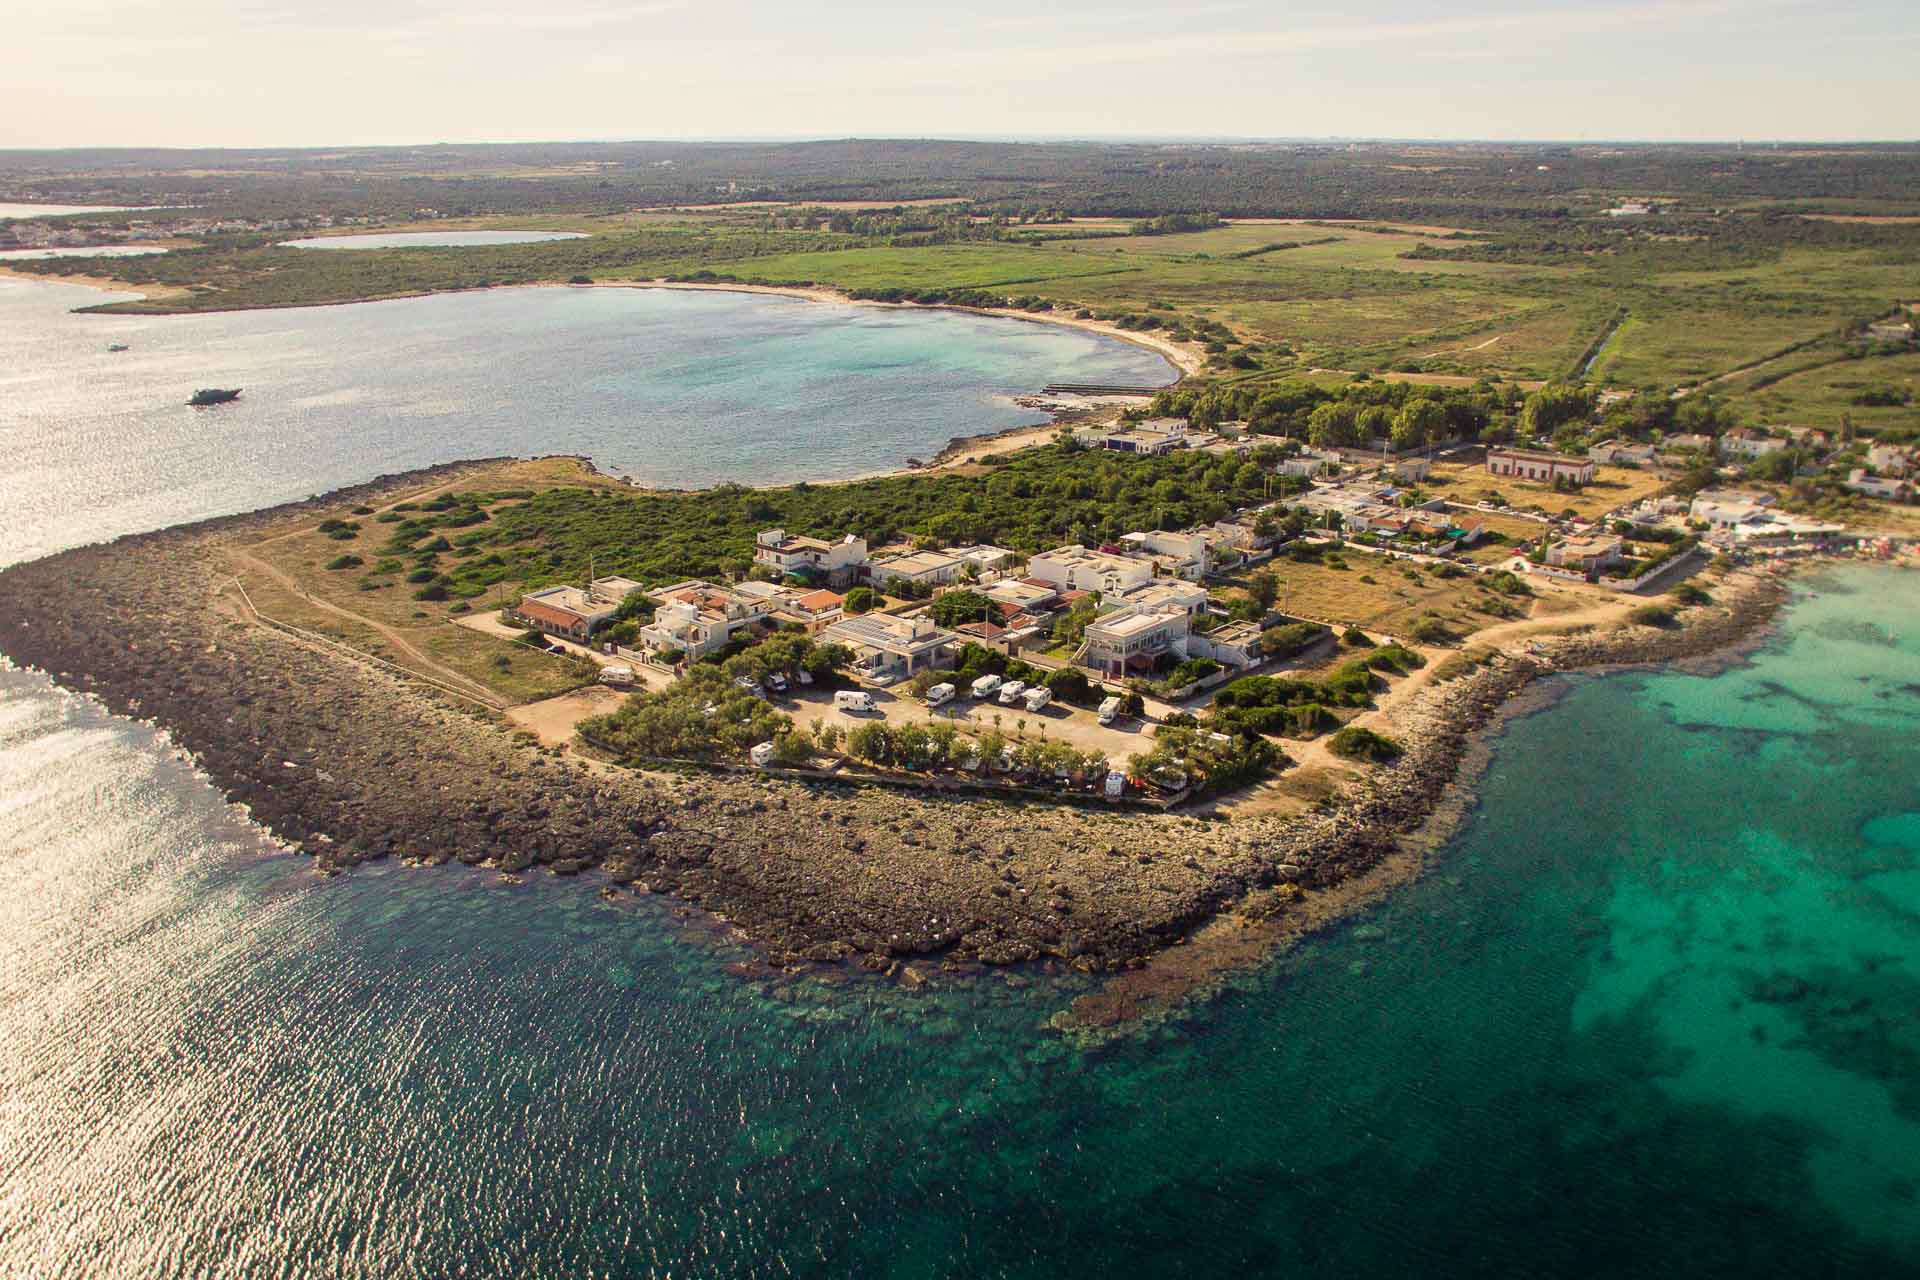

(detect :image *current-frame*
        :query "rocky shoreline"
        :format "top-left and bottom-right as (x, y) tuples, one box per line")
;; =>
(0, 460), (1791, 986)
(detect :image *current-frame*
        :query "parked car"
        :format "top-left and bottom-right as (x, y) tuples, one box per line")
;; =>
(765, 672), (788, 694)
(996, 680), (1027, 706)
(734, 677), (763, 698)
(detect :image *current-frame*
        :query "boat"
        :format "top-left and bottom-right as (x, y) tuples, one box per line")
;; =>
(107, 343), (129, 352)
(188, 388), (242, 407)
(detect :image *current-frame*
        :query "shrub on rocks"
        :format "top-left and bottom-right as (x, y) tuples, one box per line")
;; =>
(1328, 726), (1403, 763)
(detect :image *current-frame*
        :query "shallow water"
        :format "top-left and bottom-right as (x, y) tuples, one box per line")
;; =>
(0, 276), (1170, 564)
(2, 559), (1916, 1275)
(278, 230), (588, 250)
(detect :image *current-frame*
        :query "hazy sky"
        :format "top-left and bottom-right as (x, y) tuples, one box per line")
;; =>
(10, 0), (1915, 148)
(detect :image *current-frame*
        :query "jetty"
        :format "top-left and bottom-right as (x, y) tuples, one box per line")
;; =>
(1040, 382), (1169, 396)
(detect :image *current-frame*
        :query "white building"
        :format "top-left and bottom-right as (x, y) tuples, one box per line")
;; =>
(1589, 439), (1657, 468)
(1118, 529), (1210, 580)
(1119, 579), (1211, 617)
(1079, 605), (1190, 679)
(637, 581), (770, 659)
(1278, 448), (1342, 479)
(944, 544), (1019, 574)
(1718, 428), (1786, 460)
(868, 549), (966, 589)
(1867, 443), (1914, 477)
(1026, 545), (1155, 595)
(821, 613), (957, 681)
(753, 529), (869, 586)
(1845, 470), (1914, 501)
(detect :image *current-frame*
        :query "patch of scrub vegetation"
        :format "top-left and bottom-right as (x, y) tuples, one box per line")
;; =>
(1328, 725), (1404, 762)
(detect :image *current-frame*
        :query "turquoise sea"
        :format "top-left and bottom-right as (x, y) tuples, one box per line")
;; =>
(0, 273), (1916, 1275)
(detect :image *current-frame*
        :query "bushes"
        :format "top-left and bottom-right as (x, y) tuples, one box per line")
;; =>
(413, 582), (450, 602)
(324, 554), (363, 571)
(1669, 582), (1712, 606)
(842, 586), (878, 614)
(581, 664), (789, 763)
(1043, 665), (1092, 705)
(318, 518), (360, 541)
(1162, 657), (1221, 689)
(1328, 726), (1403, 762)
(1259, 621), (1325, 659)
(1408, 615), (1455, 644)
(1360, 643), (1425, 675)
(1342, 627), (1374, 648)
(927, 589), (994, 628)
(1629, 604), (1679, 628)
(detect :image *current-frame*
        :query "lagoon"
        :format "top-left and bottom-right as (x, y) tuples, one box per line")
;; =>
(0, 277), (1171, 565)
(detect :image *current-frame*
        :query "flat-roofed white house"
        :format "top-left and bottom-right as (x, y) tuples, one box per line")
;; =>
(516, 577), (649, 642)
(1079, 605), (1191, 679)
(1544, 535), (1625, 579)
(1486, 448), (1595, 486)
(984, 578), (1061, 615)
(1118, 529), (1210, 580)
(1278, 448), (1342, 478)
(868, 549), (965, 589)
(1589, 439), (1657, 467)
(1026, 544), (1154, 595)
(1661, 433), (1716, 456)
(1718, 428), (1785, 460)
(1845, 470), (1915, 501)
(517, 586), (618, 642)
(945, 544), (1019, 574)
(753, 529), (869, 587)
(1188, 619), (1265, 669)
(822, 613), (957, 681)
(1118, 578), (1211, 617)
(1868, 443), (1914, 477)
(638, 581), (770, 659)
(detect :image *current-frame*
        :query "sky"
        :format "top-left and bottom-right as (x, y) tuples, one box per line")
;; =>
(8, 0), (1915, 148)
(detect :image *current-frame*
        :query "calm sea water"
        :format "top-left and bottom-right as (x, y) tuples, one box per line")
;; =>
(279, 231), (588, 249)
(3, 565), (1915, 1277)
(0, 277), (1170, 564)
(0, 269), (1915, 1275)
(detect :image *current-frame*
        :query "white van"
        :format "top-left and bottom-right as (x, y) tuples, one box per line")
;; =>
(1097, 696), (1122, 726)
(970, 674), (1002, 700)
(833, 690), (875, 714)
(925, 682), (956, 708)
(996, 680), (1027, 706)
(749, 741), (777, 768)
(1104, 770), (1127, 798)
(1023, 687), (1052, 713)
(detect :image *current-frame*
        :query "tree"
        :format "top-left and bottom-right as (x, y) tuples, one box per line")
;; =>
(1051, 595), (1099, 649)
(928, 589), (994, 628)
(1519, 384), (1594, 437)
(842, 586), (878, 614)
(1307, 402), (1361, 449)
(1247, 570), (1279, 612)
(1391, 398), (1447, 453)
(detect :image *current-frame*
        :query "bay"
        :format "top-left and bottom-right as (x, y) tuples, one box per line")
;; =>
(0, 277), (1171, 565)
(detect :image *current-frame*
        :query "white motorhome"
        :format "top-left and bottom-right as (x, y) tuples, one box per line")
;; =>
(925, 682), (956, 707)
(1023, 687), (1052, 713)
(970, 674), (1002, 700)
(996, 680), (1027, 706)
(1097, 696), (1123, 726)
(749, 741), (777, 767)
(833, 690), (875, 714)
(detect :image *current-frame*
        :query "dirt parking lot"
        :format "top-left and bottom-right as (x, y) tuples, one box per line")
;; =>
(780, 685), (1152, 761)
